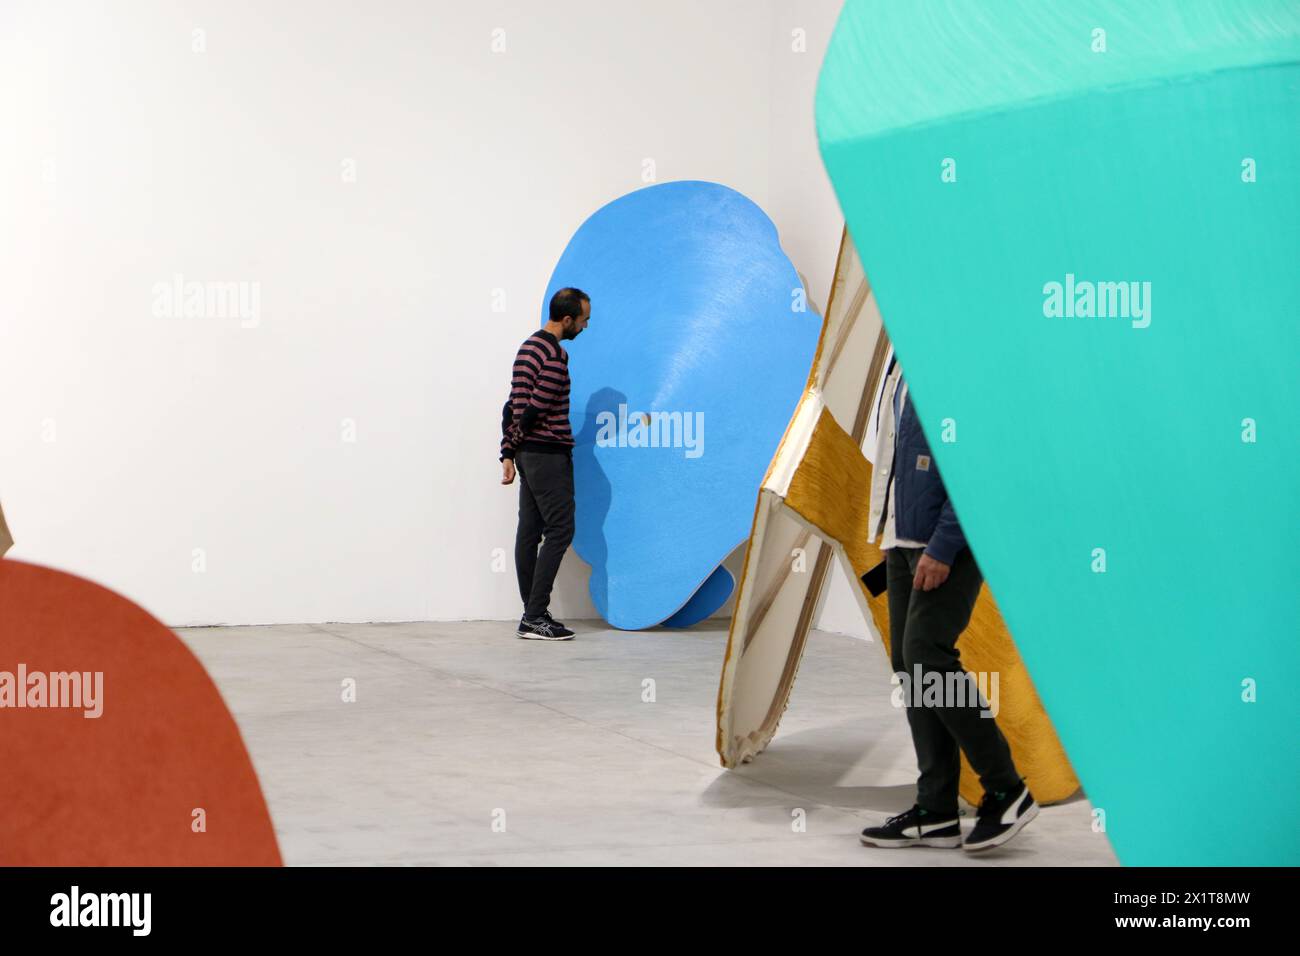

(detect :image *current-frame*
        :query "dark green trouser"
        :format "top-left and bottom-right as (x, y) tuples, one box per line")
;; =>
(886, 546), (1021, 814)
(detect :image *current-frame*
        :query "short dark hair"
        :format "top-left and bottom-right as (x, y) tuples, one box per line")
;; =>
(549, 287), (590, 322)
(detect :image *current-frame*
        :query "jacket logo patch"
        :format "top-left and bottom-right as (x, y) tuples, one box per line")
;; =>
(916, 455), (931, 471)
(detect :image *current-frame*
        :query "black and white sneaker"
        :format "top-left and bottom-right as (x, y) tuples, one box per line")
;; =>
(516, 616), (575, 641)
(859, 805), (962, 848)
(963, 780), (1038, 852)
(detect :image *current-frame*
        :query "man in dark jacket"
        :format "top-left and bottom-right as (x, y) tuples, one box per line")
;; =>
(858, 357), (1038, 852)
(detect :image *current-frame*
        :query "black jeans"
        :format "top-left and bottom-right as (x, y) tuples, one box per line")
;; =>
(514, 450), (575, 619)
(886, 546), (1021, 815)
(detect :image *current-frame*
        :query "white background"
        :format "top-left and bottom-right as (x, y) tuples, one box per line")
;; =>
(1, 0), (872, 638)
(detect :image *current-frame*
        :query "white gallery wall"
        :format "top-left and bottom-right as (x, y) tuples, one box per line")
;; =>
(1, 0), (872, 637)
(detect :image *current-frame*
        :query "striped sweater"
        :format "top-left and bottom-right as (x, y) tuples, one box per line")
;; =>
(500, 329), (575, 460)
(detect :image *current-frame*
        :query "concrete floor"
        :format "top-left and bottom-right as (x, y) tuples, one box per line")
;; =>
(176, 620), (1118, 866)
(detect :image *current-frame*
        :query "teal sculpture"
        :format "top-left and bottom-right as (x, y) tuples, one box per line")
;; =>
(817, 0), (1300, 865)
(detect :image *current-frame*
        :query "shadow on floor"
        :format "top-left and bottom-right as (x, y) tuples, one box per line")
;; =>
(700, 717), (920, 813)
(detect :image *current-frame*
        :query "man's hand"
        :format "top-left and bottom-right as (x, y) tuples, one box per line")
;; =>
(501, 458), (516, 485)
(913, 554), (950, 591)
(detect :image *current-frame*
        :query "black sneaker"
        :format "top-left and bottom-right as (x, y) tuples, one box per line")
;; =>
(963, 780), (1038, 852)
(517, 610), (567, 629)
(516, 616), (575, 641)
(859, 805), (962, 848)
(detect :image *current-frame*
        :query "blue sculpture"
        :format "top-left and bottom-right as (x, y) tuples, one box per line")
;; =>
(543, 181), (820, 629)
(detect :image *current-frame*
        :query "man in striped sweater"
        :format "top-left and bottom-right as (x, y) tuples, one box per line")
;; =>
(499, 287), (590, 640)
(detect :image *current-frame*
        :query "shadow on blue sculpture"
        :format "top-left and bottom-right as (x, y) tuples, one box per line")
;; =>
(660, 565), (736, 629)
(545, 181), (820, 630)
